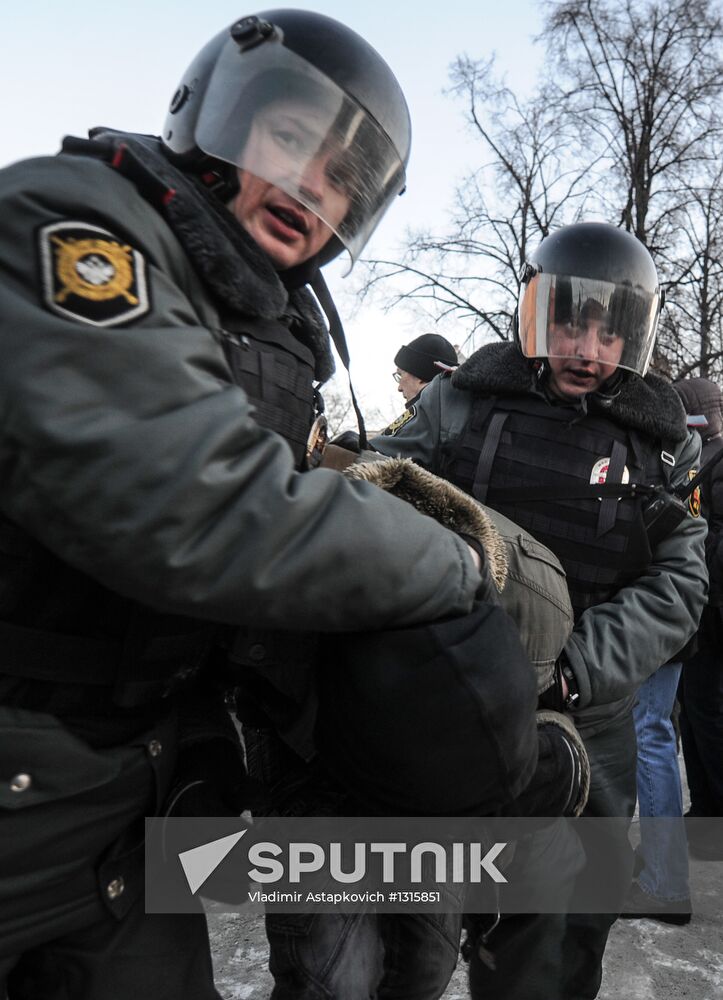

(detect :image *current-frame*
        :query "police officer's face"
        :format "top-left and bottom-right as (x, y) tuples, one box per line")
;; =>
(231, 99), (352, 270)
(547, 311), (624, 399)
(395, 369), (427, 403)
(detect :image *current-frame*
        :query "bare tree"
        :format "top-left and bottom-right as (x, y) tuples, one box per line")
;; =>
(359, 0), (723, 375)
(321, 379), (388, 438)
(542, 0), (723, 253)
(658, 161), (723, 380)
(359, 58), (592, 353)
(321, 383), (355, 438)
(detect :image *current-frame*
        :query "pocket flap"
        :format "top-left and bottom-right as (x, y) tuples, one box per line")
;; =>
(0, 707), (123, 809)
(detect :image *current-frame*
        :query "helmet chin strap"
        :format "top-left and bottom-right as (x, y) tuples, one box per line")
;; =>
(595, 369), (627, 401)
(277, 253), (324, 291)
(279, 226), (367, 448)
(311, 272), (368, 450)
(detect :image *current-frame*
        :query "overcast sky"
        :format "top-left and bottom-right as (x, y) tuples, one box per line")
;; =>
(3, 1), (544, 422)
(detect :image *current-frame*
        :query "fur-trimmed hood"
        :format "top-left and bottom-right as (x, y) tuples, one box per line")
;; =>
(452, 342), (688, 443)
(345, 457), (508, 591)
(82, 130), (336, 382)
(345, 455), (576, 691)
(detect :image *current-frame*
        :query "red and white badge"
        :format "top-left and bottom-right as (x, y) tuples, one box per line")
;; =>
(590, 458), (630, 485)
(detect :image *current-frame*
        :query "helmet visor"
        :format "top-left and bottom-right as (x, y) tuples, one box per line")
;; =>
(195, 41), (406, 266)
(518, 271), (660, 377)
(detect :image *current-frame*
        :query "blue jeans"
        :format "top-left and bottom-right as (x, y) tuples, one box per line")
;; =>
(633, 662), (690, 901)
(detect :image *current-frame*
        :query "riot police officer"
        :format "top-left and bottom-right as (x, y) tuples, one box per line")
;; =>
(0, 10), (486, 998)
(372, 222), (708, 1000)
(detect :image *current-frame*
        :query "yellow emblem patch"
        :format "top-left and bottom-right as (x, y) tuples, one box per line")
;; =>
(382, 405), (416, 437)
(39, 221), (149, 326)
(687, 469), (701, 517)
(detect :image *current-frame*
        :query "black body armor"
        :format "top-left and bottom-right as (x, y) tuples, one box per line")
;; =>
(221, 313), (318, 470)
(0, 133), (324, 729)
(442, 394), (667, 617)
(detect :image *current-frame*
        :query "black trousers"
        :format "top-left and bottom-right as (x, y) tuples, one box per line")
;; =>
(468, 711), (637, 1000)
(0, 711), (221, 1000)
(679, 641), (723, 816)
(1, 905), (219, 1000)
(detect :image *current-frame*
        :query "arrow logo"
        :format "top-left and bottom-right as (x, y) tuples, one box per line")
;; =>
(178, 829), (248, 895)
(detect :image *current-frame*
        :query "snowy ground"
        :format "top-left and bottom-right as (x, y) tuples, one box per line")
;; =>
(208, 761), (723, 999)
(208, 848), (722, 999)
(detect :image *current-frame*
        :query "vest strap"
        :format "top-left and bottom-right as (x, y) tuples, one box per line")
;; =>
(488, 481), (656, 503)
(597, 439), (628, 538)
(472, 411), (508, 503)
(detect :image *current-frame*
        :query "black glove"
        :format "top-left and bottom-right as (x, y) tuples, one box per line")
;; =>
(331, 430), (361, 453)
(502, 712), (589, 817)
(165, 739), (259, 818)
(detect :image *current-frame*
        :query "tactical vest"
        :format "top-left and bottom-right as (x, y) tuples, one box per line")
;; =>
(0, 317), (318, 720)
(0, 141), (322, 720)
(218, 313), (323, 760)
(221, 312), (318, 470)
(0, 315), (320, 721)
(213, 315), (325, 761)
(441, 394), (668, 617)
(0, 513), (217, 722)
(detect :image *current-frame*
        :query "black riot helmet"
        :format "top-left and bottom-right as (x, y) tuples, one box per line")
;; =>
(162, 9), (411, 268)
(517, 223), (663, 378)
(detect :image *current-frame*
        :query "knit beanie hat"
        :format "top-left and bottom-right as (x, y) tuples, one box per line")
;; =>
(394, 333), (458, 382)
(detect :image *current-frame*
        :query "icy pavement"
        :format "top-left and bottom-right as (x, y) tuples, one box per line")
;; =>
(208, 853), (722, 999)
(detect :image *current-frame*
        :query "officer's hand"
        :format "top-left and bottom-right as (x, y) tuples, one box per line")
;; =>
(458, 534), (500, 604)
(560, 672), (569, 701)
(466, 543), (482, 572)
(343, 458), (508, 593)
(331, 430), (361, 453)
(320, 443), (359, 472)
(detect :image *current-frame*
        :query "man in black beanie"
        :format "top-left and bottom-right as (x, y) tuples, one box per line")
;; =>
(394, 333), (459, 404)
(333, 334), (458, 450)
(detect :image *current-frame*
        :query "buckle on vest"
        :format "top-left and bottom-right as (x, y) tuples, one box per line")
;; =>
(661, 450), (675, 466)
(305, 414), (328, 470)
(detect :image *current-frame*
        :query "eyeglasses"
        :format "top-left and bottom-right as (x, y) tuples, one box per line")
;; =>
(392, 371), (403, 383)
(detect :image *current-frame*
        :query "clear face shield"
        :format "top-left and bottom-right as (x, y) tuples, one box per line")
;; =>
(517, 271), (661, 377)
(195, 41), (406, 269)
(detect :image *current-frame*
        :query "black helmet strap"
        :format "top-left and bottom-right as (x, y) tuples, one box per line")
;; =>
(311, 273), (368, 450)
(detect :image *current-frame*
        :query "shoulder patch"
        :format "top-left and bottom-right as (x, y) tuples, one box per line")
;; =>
(382, 405), (417, 437)
(39, 221), (149, 327)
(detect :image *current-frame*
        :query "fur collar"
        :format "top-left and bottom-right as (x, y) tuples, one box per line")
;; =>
(452, 342), (688, 442)
(346, 457), (508, 591)
(285, 290), (335, 383)
(86, 131), (335, 382)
